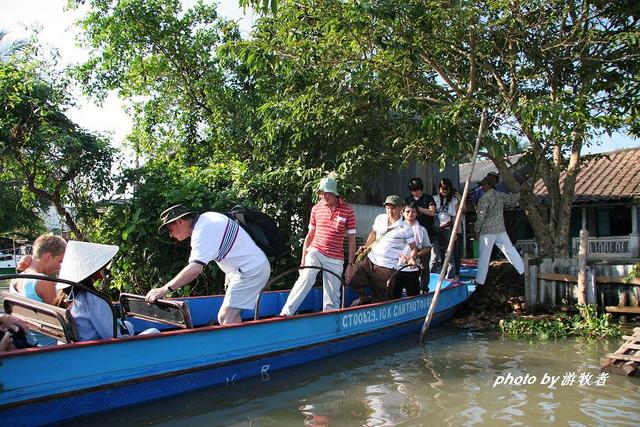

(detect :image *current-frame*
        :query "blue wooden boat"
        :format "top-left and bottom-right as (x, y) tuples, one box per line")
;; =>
(0, 270), (474, 426)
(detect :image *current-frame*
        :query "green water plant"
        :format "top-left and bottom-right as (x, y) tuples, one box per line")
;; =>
(624, 262), (640, 284)
(499, 304), (621, 340)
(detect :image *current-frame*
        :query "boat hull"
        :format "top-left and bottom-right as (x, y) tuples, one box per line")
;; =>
(0, 282), (469, 426)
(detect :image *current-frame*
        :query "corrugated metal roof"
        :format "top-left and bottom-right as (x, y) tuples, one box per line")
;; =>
(459, 147), (640, 202)
(459, 155), (523, 185)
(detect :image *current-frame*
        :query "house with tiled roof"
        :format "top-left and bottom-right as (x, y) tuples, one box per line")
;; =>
(459, 147), (640, 259)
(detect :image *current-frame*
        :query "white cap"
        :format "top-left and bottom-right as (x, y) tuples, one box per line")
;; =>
(57, 241), (119, 290)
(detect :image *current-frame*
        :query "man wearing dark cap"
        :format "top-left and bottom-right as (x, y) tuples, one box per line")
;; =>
(472, 171), (502, 208)
(349, 195), (418, 304)
(474, 174), (524, 285)
(145, 204), (270, 325)
(404, 177), (436, 239)
(405, 177), (437, 272)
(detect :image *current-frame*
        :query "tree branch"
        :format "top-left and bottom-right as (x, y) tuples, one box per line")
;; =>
(418, 53), (466, 98)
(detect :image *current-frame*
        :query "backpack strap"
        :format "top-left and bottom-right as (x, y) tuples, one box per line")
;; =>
(215, 218), (240, 262)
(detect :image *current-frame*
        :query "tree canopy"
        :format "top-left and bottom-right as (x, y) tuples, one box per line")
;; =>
(0, 42), (115, 239)
(233, 0), (640, 256)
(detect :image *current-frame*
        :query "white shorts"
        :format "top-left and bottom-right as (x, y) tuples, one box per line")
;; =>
(222, 259), (271, 310)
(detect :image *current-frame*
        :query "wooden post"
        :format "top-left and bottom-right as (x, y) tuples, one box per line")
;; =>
(524, 254), (531, 312)
(550, 259), (557, 306)
(618, 286), (629, 308)
(530, 261), (538, 313)
(586, 266), (596, 304)
(577, 229), (589, 306)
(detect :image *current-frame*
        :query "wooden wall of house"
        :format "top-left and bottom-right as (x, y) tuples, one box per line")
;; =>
(352, 160), (460, 205)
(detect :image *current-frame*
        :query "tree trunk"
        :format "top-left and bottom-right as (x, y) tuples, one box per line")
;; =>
(25, 181), (84, 240)
(491, 145), (582, 260)
(56, 203), (84, 240)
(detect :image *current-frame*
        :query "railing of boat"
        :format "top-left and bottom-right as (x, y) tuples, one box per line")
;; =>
(119, 293), (194, 329)
(253, 266), (346, 320)
(384, 264), (425, 299)
(0, 273), (119, 338)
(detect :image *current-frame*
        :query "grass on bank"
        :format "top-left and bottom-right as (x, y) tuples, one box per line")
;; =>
(499, 304), (622, 340)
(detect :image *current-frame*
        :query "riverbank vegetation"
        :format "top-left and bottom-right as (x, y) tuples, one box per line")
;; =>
(499, 305), (622, 340)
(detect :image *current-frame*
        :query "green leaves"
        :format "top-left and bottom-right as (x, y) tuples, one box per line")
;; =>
(67, 0), (640, 291)
(500, 304), (622, 339)
(0, 41), (114, 239)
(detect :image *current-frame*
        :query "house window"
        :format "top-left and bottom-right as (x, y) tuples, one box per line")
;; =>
(596, 206), (631, 236)
(609, 205), (631, 236)
(596, 208), (610, 236)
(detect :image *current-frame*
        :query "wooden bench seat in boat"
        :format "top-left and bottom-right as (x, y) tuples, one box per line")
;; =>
(119, 293), (193, 329)
(2, 292), (80, 343)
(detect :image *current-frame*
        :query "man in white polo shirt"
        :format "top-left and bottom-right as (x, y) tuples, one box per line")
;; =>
(145, 204), (271, 325)
(349, 195), (418, 304)
(280, 176), (357, 316)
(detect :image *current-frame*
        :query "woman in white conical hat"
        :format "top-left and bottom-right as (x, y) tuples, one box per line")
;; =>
(56, 241), (123, 341)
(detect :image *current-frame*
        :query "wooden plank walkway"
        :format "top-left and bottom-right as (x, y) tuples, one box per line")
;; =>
(601, 327), (640, 376)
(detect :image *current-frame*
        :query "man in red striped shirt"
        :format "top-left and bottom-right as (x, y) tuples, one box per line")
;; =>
(280, 176), (357, 316)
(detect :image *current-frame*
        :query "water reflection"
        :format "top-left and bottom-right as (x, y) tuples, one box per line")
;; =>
(64, 327), (640, 426)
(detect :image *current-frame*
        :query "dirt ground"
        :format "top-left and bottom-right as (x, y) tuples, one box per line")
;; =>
(450, 260), (526, 329)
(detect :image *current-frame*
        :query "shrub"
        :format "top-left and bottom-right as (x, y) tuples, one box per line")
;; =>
(499, 304), (621, 340)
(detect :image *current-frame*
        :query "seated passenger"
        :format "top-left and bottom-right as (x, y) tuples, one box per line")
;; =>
(56, 241), (157, 341)
(55, 241), (121, 341)
(10, 234), (66, 305)
(349, 195), (418, 304)
(393, 202), (432, 299)
(0, 314), (30, 352)
(10, 235), (66, 346)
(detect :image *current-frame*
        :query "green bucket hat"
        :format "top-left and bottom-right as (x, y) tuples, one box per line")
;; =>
(383, 195), (402, 206)
(317, 177), (339, 195)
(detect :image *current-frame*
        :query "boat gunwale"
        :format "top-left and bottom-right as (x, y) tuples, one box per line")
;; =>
(0, 280), (468, 361)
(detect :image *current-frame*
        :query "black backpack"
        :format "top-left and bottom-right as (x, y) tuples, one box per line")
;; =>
(225, 205), (288, 259)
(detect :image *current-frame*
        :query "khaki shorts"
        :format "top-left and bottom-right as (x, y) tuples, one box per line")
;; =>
(222, 259), (271, 310)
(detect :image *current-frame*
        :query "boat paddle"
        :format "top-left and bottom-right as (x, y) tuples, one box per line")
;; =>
(419, 108), (486, 343)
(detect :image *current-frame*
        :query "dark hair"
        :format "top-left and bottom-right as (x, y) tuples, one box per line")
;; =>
(438, 178), (454, 203)
(404, 201), (420, 212)
(53, 270), (107, 308)
(408, 177), (424, 191)
(480, 173), (498, 187)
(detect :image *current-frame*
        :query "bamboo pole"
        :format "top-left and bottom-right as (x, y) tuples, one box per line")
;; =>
(577, 229), (589, 306)
(419, 108), (486, 343)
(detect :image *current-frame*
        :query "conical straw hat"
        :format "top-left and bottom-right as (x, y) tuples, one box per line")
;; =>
(57, 241), (119, 288)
